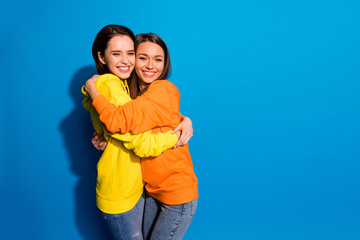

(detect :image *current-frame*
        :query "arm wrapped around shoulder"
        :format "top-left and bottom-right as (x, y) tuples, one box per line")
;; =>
(93, 80), (182, 134)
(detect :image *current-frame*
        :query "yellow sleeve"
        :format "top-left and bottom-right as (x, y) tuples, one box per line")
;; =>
(90, 83), (111, 134)
(91, 75), (178, 157)
(111, 130), (178, 157)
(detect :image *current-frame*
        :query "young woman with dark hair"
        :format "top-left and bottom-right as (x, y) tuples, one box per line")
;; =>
(85, 32), (198, 240)
(82, 25), (193, 240)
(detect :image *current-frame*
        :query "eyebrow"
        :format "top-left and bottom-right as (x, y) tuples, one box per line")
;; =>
(138, 53), (164, 58)
(111, 50), (135, 53)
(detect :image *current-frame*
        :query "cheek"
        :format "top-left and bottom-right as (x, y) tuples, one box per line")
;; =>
(135, 60), (144, 71)
(134, 60), (140, 69)
(105, 56), (115, 66)
(158, 63), (165, 74)
(135, 66), (141, 77)
(129, 56), (135, 65)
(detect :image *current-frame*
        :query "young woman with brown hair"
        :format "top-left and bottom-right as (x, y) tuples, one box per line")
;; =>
(83, 25), (193, 240)
(85, 32), (198, 240)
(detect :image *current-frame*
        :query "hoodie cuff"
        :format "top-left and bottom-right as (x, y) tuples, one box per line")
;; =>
(81, 85), (89, 97)
(92, 94), (109, 114)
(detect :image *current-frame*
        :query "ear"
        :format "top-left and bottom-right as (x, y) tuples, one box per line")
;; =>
(98, 52), (106, 65)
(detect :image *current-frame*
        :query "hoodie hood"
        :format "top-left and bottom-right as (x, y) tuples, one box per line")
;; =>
(82, 74), (124, 111)
(82, 85), (92, 111)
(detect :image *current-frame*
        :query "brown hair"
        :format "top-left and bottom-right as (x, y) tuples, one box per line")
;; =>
(92, 25), (135, 75)
(128, 33), (172, 98)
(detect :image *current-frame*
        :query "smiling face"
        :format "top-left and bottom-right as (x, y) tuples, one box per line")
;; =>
(135, 42), (165, 90)
(98, 35), (135, 79)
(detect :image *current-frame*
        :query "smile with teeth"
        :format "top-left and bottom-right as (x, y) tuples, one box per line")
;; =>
(117, 66), (130, 72)
(142, 70), (156, 77)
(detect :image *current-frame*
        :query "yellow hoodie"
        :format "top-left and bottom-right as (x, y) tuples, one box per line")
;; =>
(82, 74), (178, 214)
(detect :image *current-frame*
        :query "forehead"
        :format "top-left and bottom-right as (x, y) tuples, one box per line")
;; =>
(106, 35), (134, 50)
(137, 42), (164, 56)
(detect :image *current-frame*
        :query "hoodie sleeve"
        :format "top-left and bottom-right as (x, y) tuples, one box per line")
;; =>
(85, 76), (178, 156)
(92, 80), (181, 134)
(110, 130), (178, 157)
(86, 82), (112, 134)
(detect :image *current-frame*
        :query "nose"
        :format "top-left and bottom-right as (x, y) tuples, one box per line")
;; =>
(120, 53), (129, 64)
(146, 59), (154, 69)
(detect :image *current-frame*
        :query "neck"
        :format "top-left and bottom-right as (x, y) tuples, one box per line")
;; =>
(139, 80), (150, 91)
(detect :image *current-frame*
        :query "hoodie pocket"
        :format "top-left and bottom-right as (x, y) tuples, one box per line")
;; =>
(141, 154), (174, 189)
(96, 153), (114, 197)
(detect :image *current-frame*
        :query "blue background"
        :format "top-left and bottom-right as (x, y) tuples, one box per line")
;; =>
(1, 0), (360, 239)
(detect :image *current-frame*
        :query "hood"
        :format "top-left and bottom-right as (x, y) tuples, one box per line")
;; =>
(81, 74), (124, 111)
(82, 85), (92, 111)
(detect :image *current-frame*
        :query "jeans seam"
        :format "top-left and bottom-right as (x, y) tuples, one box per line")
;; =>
(167, 204), (186, 240)
(190, 201), (194, 217)
(116, 216), (126, 240)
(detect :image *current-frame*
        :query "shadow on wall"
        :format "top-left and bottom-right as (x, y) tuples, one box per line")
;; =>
(59, 66), (113, 240)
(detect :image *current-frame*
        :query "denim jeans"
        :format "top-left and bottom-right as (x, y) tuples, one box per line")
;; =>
(101, 193), (145, 240)
(143, 193), (198, 240)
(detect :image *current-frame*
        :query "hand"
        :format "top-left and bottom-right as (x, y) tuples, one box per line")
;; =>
(85, 75), (100, 100)
(172, 116), (193, 148)
(92, 132), (107, 151)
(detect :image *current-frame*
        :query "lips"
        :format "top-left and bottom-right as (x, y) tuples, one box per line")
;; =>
(142, 70), (156, 77)
(117, 66), (130, 73)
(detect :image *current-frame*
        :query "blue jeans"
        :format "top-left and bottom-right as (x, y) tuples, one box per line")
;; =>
(143, 193), (198, 240)
(101, 193), (145, 240)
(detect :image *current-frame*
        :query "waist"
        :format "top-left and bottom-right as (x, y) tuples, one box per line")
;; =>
(141, 145), (197, 193)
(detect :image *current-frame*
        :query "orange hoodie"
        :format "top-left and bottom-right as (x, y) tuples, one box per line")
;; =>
(93, 80), (198, 205)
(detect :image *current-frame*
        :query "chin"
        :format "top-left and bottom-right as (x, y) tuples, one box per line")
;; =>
(144, 79), (156, 84)
(141, 76), (156, 83)
(118, 73), (131, 79)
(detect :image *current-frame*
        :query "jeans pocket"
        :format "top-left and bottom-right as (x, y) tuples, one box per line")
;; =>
(190, 198), (198, 217)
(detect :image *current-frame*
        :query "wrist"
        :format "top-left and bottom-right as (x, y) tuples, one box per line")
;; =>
(89, 90), (100, 100)
(87, 85), (100, 100)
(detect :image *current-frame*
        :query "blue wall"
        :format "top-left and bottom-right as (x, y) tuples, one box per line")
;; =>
(1, 0), (360, 239)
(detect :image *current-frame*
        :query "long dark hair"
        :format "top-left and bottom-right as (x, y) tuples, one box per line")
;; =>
(92, 25), (135, 75)
(128, 33), (172, 98)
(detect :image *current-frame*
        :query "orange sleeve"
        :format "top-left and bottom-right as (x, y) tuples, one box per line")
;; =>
(92, 80), (181, 134)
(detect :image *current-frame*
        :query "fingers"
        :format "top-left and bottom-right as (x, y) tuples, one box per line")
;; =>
(100, 142), (107, 151)
(91, 132), (106, 151)
(173, 116), (193, 148)
(174, 132), (188, 148)
(183, 136), (191, 144)
(91, 133), (98, 148)
(97, 134), (107, 151)
(92, 132), (101, 142)
(91, 140), (101, 151)
(90, 75), (99, 83)
(95, 134), (104, 147)
(174, 129), (194, 148)
(91, 137), (101, 151)
(172, 124), (181, 134)
(85, 75), (99, 91)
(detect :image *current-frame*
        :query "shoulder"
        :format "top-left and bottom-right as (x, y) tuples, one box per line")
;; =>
(96, 74), (121, 86)
(149, 80), (180, 95)
(151, 80), (177, 88)
(96, 74), (124, 91)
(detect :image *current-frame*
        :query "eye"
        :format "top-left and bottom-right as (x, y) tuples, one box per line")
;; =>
(139, 57), (147, 60)
(113, 53), (120, 56)
(128, 52), (135, 56)
(155, 59), (163, 62)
